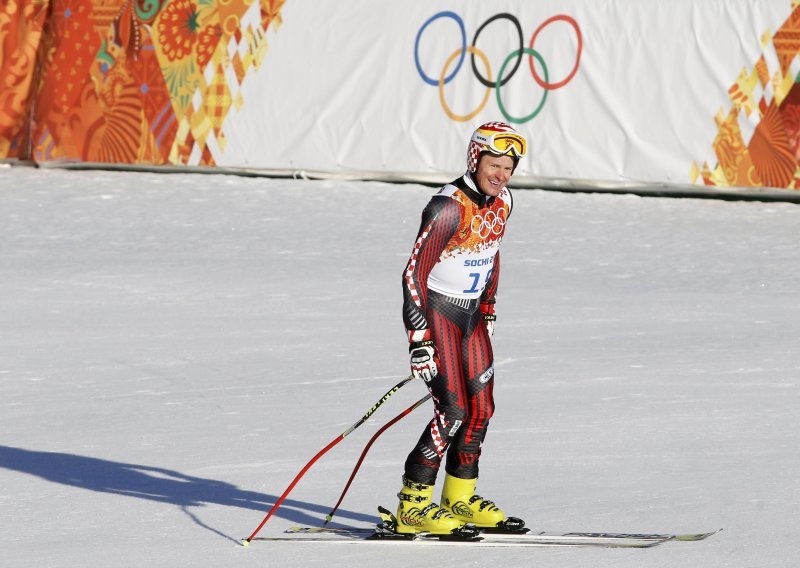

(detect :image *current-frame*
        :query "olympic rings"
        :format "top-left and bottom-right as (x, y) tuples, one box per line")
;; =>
(415, 11), (583, 124)
(440, 46), (491, 122)
(471, 209), (506, 238)
(496, 48), (549, 125)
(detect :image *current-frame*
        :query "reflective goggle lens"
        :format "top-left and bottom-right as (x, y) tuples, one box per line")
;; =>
(472, 130), (527, 158)
(490, 133), (526, 157)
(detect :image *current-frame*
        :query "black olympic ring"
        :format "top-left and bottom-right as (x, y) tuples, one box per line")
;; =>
(470, 13), (523, 89)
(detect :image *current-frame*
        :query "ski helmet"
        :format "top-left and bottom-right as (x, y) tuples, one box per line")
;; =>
(467, 121), (527, 174)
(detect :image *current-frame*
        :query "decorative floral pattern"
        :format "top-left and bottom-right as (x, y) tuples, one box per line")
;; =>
(0, 0), (50, 157)
(2, 0), (286, 165)
(196, 23), (221, 69)
(157, 0), (201, 62)
(694, 3), (800, 190)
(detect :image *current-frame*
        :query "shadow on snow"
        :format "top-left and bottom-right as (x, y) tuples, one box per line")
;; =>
(0, 445), (375, 542)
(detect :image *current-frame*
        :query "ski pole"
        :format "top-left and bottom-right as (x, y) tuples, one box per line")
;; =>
(242, 374), (415, 545)
(323, 393), (431, 527)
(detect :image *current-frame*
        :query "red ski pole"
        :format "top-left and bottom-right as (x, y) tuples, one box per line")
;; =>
(242, 375), (415, 545)
(322, 393), (431, 527)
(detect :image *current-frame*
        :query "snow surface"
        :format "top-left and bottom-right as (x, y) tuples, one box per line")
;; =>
(1, 166), (799, 567)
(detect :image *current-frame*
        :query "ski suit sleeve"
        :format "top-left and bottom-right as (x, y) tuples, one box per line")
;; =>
(479, 189), (511, 318)
(402, 196), (460, 342)
(479, 251), (500, 317)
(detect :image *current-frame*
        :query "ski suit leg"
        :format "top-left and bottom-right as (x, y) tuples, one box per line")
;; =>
(445, 310), (494, 479)
(403, 292), (494, 485)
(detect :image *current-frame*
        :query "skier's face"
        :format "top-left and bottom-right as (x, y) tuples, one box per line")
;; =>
(475, 154), (514, 197)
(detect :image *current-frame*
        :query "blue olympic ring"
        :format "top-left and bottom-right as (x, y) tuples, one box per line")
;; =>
(414, 11), (466, 87)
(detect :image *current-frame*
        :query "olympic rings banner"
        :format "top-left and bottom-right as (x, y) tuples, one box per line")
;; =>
(412, 11), (583, 126)
(2, 0), (800, 192)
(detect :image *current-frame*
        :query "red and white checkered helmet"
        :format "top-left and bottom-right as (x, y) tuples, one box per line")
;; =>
(467, 121), (527, 174)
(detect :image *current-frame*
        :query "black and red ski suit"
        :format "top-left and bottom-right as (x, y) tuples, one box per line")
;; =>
(402, 173), (512, 485)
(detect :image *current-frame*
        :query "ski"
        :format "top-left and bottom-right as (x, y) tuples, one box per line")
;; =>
(248, 525), (720, 548)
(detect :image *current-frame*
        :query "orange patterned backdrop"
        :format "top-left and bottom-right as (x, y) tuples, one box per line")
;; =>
(1, 0), (285, 165)
(692, 3), (800, 190)
(0, 0), (49, 158)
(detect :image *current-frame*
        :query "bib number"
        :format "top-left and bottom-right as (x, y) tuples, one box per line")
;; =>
(463, 268), (494, 294)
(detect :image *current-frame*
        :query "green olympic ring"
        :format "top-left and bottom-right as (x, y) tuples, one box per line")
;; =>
(496, 48), (549, 125)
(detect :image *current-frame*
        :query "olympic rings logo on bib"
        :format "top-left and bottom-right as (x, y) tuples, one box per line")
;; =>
(414, 12), (583, 124)
(471, 209), (506, 239)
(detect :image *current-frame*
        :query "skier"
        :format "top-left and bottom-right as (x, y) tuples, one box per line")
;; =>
(395, 121), (527, 535)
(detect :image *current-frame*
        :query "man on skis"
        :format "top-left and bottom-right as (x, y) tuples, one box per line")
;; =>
(396, 121), (527, 535)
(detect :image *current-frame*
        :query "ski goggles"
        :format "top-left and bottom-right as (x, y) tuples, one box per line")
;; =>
(471, 130), (527, 158)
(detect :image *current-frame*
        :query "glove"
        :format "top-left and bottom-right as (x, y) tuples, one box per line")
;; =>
(483, 313), (496, 337)
(480, 302), (496, 337)
(409, 340), (438, 382)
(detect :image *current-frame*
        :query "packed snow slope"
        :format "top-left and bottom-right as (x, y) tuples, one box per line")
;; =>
(1, 166), (798, 567)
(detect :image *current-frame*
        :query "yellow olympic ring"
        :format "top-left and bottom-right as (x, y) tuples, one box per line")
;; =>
(439, 46), (491, 123)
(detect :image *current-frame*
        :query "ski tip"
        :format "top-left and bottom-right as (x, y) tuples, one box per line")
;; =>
(674, 528), (724, 541)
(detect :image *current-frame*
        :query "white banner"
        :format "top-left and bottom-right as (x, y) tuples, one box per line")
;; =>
(216, 0), (794, 189)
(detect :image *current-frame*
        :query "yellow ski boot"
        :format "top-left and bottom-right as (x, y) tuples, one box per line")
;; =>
(395, 477), (465, 535)
(441, 474), (506, 528)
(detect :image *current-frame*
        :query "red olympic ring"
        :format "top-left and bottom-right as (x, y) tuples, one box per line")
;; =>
(528, 14), (583, 90)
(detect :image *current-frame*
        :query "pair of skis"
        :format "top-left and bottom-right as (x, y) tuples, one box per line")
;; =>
(253, 508), (720, 548)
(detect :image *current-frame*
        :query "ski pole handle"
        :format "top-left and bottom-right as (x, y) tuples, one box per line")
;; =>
(342, 375), (415, 437)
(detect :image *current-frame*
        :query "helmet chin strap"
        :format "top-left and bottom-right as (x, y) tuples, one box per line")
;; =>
(465, 171), (491, 206)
